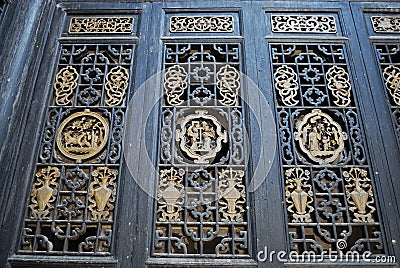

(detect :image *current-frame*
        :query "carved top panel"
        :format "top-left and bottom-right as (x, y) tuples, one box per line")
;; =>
(271, 15), (337, 33)
(68, 17), (134, 34)
(169, 16), (234, 32)
(371, 16), (400, 33)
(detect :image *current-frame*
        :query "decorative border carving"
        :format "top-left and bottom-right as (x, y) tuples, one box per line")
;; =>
(170, 16), (234, 32)
(371, 16), (400, 33)
(271, 15), (337, 33)
(69, 17), (134, 34)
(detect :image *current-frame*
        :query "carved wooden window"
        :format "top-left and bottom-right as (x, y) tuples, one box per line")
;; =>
(375, 44), (400, 142)
(153, 42), (249, 257)
(271, 43), (386, 255)
(18, 39), (134, 254)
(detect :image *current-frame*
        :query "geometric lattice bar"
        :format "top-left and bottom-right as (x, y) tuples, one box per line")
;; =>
(271, 43), (386, 255)
(19, 44), (134, 255)
(153, 43), (248, 257)
(69, 17), (134, 34)
(271, 15), (337, 33)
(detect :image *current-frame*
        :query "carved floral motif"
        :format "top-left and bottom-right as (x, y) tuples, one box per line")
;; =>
(105, 66), (129, 106)
(164, 65), (188, 106)
(271, 15), (337, 33)
(371, 16), (400, 33)
(326, 66), (352, 107)
(54, 66), (79, 106)
(274, 65), (299, 106)
(69, 17), (134, 34)
(216, 64), (240, 106)
(170, 16), (234, 32)
(383, 65), (400, 106)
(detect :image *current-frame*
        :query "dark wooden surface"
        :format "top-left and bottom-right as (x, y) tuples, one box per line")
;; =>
(0, 1), (399, 267)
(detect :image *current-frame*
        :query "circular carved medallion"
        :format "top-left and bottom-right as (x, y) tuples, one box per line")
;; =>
(176, 110), (227, 164)
(56, 110), (109, 161)
(295, 109), (348, 164)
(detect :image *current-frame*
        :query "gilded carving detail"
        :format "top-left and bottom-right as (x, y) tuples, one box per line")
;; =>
(69, 17), (134, 34)
(164, 65), (188, 106)
(274, 65), (299, 106)
(344, 168), (376, 223)
(56, 110), (109, 162)
(176, 110), (227, 164)
(285, 168), (314, 223)
(54, 66), (79, 106)
(88, 167), (117, 221)
(218, 168), (245, 222)
(371, 16), (400, 33)
(105, 66), (129, 106)
(295, 109), (348, 164)
(271, 15), (337, 33)
(383, 65), (400, 106)
(326, 66), (352, 107)
(157, 167), (185, 222)
(170, 16), (234, 32)
(216, 64), (240, 106)
(29, 167), (60, 220)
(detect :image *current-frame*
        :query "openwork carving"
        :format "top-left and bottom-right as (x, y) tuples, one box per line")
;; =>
(371, 16), (400, 33)
(56, 110), (109, 162)
(376, 44), (400, 143)
(326, 66), (352, 107)
(295, 109), (348, 164)
(285, 168), (313, 223)
(105, 66), (129, 106)
(157, 167), (185, 222)
(69, 17), (134, 34)
(29, 167), (60, 220)
(155, 42), (248, 257)
(54, 66), (79, 106)
(20, 44), (134, 255)
(271, 15), (337, 33)
(176, 110), (227, 164)
(170, 16), (234, 32)
(89, 167), (118, 221)
(344, 168), (376, 223)
(218, 168), (245, 222)
(383, 65), (400, 106)
(216, 64), (240, 106)
(274, 65), (299, 106)
(164, 65), (188, 106)
(272, 43), (385, 255)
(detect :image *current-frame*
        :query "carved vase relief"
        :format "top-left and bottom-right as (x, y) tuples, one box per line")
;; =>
(344, 168), (376, 223)
(295, 109), (347, 164)
(285, 167), (314, 223)
(89, 167), (117, 221)
(56, 110), (109, 162)
(29, 167), (60, 220)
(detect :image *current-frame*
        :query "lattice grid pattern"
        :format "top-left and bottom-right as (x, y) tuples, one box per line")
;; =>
(271, 43), (386, 255)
